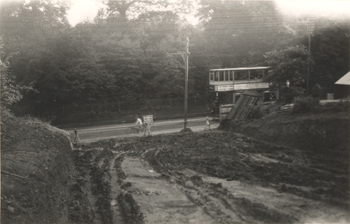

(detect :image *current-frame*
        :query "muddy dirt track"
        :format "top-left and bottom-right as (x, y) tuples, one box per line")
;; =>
(69, 131), (350, 224)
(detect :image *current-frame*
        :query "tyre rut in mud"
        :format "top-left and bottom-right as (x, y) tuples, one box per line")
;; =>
(70, 145), (144, 224)
(147, 158), (298, 224)
(69, 131), (349, 224)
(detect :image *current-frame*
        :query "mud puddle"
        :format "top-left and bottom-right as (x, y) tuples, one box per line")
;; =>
(121, 156), (214, 224)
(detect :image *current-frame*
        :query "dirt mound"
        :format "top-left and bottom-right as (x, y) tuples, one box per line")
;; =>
(231, 110), (350, 153)
(1, 114), (77, 224)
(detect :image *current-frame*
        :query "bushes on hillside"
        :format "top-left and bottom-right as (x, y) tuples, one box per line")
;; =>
(338, 98), (350, 108)
(326, 98), (350, 112)
(292, 96), (320, 113)
(248, 104), (265, 120)
(311, 84), (324, 98)
(280, 87), (305, 104)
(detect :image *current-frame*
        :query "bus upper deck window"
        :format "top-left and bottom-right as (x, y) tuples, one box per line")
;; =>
(220, 71), (224, 81)
(258, 70), (264, 79)
(230, 71), (234, 80)
(235, 70), (248, 80)
(250, 70), (262, 79)
(265, 70), (270, 77)
(215, 72), (219, 81)
(258, 70), (265, 79)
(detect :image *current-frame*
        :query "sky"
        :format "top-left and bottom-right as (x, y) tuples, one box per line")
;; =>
(66, 0), (104, 26)
(66, 0), (350, 26)
(275, 0), (350, 18)
(66, 0), (199, 26)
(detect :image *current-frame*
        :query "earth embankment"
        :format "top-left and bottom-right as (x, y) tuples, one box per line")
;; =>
(1, 114), (76, 224)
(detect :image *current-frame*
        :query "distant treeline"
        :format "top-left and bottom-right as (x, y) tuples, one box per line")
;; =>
(1, 1), (348, 117)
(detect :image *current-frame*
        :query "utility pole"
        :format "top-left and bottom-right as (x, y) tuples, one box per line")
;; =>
(184, 37), (190, 130)
(166, 38), (190, 131)
(306, 16), (314, 95)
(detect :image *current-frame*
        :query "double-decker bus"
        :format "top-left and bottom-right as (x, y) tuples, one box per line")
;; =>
(209, 67), (276, 119)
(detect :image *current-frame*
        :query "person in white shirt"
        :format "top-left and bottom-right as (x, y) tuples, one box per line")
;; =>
(204, 117), (211, 131)
(135, 116), (143, 134)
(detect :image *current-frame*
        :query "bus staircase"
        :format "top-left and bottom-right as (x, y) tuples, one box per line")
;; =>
(222, 93), (233, 105)
(213, 93), (233, 120)
(218, 90), (260, 129)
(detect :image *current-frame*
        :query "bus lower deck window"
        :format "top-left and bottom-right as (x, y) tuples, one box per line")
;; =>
(210, 72), (214, 81)
(215, 72), (219, 81)
(225, 71), (229, 81)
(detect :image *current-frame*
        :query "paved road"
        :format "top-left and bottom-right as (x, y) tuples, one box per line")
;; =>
(65, 117), (220, 143)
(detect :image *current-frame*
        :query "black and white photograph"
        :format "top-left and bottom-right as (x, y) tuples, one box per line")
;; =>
(1, 0), (350, 223)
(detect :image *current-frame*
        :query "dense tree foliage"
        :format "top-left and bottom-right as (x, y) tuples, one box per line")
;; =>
(0, 59), (23, 111)
(264, 45), (311, 87)
(264, 45), (312, 102)
(310, 18), (350, 93)
(0, 0), (348, 116)
(196, 0), (292, 67)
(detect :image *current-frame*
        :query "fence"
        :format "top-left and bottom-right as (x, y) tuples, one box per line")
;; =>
(47, 96), (209, 116)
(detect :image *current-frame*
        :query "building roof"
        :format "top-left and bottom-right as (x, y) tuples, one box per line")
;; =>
(335, 71), (350, 85)
(210, 67), (269, 71)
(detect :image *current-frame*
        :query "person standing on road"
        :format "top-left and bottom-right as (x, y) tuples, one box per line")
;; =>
(135, 115), (143, 134)
(142, 115), (153, 137)
(204, 117), (211, 131)
(73, 128), (80, 144)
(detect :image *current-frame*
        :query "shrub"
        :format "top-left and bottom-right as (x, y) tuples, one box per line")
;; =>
(292, 96), (320, 113)
(280, 86), (305, 104)
(311, 84), (324, 98)
(334, 97), (350, 111)
(1, 60), (23, 111)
